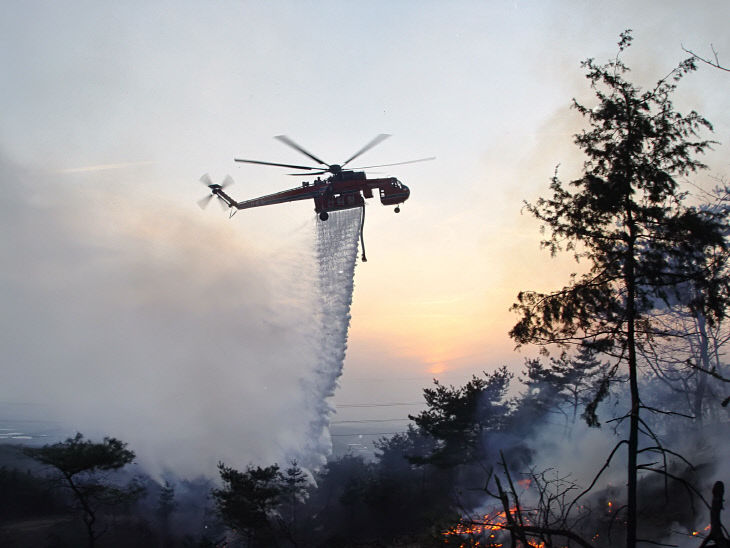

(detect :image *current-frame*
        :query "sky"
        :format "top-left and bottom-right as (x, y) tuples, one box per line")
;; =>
(2, 1), (729, 472)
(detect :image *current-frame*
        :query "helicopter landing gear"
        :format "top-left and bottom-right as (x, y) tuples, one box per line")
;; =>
(319, 211), (329, 221)
(394, 206), (400, 213)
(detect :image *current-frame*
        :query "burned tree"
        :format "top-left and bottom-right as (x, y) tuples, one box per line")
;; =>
(510, 31), (730, 548)
(699, 481), (730, 548)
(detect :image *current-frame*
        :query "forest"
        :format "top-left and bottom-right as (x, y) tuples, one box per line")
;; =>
(2, 32), (729, 548)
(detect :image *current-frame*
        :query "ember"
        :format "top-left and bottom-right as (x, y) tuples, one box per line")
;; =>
(443, 507), (549, 548)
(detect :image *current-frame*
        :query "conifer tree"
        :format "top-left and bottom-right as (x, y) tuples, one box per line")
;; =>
(25, 433), (140, 548)
(510, 31), (730, 548)
(212, 463), (283, 546)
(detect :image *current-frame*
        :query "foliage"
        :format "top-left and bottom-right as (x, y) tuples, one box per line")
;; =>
(212, 462), (282, 545)
(517, 346), (606, 427)
(276, 461), (309, 545)
(212, 460), (310, 547)
(24, 432), (142, 547)
(509, 30), (730, 548)
(409, 366), (516, 467)
(25, 432), (135, 477)
(155, 479), (177, 547)
(511, 31), (728, 352)
(157, 480), (177, 521)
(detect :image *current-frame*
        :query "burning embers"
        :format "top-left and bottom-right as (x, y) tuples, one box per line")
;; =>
(443, 505), (714, 548)
(443, 507), (546, 548)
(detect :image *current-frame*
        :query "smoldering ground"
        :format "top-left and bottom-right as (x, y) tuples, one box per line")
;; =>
(0, 154), (355, 477)
(467, 379), (730, 547)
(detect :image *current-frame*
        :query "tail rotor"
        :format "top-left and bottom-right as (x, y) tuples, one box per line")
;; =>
(198, 173), (234, 211)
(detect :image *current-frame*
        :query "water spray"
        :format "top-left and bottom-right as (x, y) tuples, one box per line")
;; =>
(299, 208), (363, 467)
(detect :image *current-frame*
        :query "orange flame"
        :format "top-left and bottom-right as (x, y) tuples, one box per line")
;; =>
(443, 507), (546, 547)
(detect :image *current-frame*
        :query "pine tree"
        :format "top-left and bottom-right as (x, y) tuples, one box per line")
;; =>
(212, 463), (283, 546)
(519, 346), (604, 428)
(408, 366), (514, 468)
(510, 31), (730, 548)
(25, 433), (140, 548)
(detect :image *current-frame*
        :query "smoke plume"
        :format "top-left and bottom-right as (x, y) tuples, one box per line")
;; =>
(0, 155), (362, 477)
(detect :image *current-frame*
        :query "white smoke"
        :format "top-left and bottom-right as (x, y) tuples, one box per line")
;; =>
(0, 155), (363, 478)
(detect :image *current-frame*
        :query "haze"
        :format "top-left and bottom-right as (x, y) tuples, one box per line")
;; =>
(1, 1), (729, 473)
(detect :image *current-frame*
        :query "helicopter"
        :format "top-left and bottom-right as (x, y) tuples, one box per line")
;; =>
(198, 134), (434, 261)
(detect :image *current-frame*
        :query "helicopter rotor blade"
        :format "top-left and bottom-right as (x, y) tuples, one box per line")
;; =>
(221, 174), (234, 188)
(287, 170), (329, 176)
(341, 134), (391, 167)
(197, 194), (214, 210)
(198, 174), (233, 210)
(352, 156), (436, 170)
(199, 173), (214, 187)
(275, 135), (330, 167)
(234, 158), (321, 171)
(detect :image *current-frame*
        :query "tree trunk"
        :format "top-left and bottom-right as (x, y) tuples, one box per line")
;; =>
(694, 312), (710, 425)
(699, 481), (729, 548)
(626, 195), (639, 548)
(627, 294), (639, 548)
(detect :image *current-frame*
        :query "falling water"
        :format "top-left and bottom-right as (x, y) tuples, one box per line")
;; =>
(297, 208), (362, 467)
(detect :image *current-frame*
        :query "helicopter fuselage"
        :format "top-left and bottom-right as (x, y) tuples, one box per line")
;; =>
(212, 171), (410, 217)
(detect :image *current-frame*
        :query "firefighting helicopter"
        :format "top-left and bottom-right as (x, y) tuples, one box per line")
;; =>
(197, 134), (434, 261)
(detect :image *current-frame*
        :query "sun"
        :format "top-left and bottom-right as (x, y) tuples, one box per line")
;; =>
(428, 362), (446, 375)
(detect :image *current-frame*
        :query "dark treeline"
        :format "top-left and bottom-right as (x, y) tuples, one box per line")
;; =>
(0, 440), (222, 547)
(206, 354), (730, 547)
(2, 350), (728, 547)
(3, 30), (730, 548)
(0, 365), (604, 547)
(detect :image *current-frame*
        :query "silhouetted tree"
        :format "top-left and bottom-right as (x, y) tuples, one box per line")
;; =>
(318, 454), (373, 541)
(25, 432), (141, 548)
(510, 31), (730, 548)
(518, 346), (606, 429)
(157, 479), (177, 547)
(0, 464), (66, 520)
(409, 366), (517, 468)
(276, 461), (309, 547)
(370, 430), (455, 540)
(212, 463), (283, 546)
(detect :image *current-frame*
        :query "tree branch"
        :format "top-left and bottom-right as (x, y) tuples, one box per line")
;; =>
(565, 440), (628, 518)
(682, 45), (730, 73)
